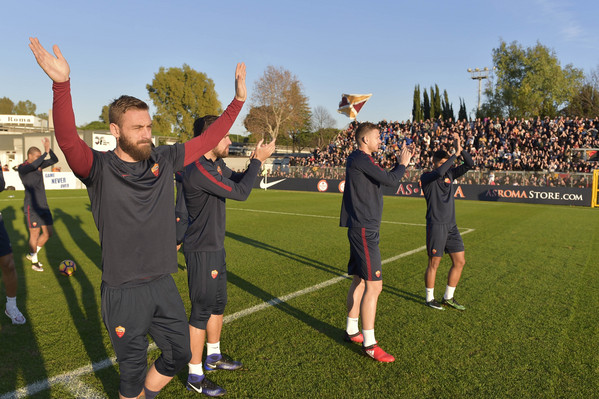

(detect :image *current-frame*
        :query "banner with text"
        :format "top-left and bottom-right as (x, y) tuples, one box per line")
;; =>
(253, 177), (591, 207)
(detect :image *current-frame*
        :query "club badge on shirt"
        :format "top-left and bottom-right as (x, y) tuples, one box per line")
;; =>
(444, 177), (451, 184)
(151, 163), (160, 177)
(217, 166), (222, 175)
(115, 326), (125, 338)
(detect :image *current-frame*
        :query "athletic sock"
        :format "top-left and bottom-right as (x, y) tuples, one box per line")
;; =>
(362, 329), (376, 347)
(346, 317), (360, 335)
(206, 341), (221, 357)
(36, 246), (42, 253)
(143, 386), (160, 399)
(30, 253), (38, 263)
(188, 362), (204, 377)
(6, 296), (17, 312)
(426, 288), (435, 302)
(444, 286), (456, 300)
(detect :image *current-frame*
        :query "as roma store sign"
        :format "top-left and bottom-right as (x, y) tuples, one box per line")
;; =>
(253, 178), (591, 207)
(386, 183), (591, 207)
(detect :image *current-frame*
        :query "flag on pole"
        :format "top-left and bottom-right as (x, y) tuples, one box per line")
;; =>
(337, 93), (372, 120)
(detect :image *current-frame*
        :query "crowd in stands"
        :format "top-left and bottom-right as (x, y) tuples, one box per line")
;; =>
(283, 116), (599, 187)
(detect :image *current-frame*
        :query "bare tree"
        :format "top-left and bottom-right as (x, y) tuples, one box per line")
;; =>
(244, 66), (309, 141)
(311, 105), (338, 147)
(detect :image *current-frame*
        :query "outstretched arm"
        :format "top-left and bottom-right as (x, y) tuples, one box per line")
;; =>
(183, 63), (246, 166)
(29, 38), (93, 178)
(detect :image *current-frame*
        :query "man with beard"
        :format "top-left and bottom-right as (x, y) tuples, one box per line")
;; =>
(181, 116), (275, 396)
(29, 37), (246, 399)
(18, 137), (58, 272)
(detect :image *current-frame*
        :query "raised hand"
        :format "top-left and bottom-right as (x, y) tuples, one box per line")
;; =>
(253, 138), (276, 163)
(42, 137), (51, 153)
(452, 132), (462, 154)
(28, 37), (70, 83)
(234, 62), (247, 102)
(397, 143), (414, 167)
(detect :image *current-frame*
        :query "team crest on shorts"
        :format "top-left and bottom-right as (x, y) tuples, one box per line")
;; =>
(32, 222), (37, 227)
(115, 326), (125, 338)
(444, 177), (451, 184)
(375, 270), (381, 278)
(432, 249), (437, 254)
(211, 270), (218, 279)
(151, 163), (160, 177)
(217, 166), (222, 175)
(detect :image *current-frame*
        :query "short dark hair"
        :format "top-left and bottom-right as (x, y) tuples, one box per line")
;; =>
(109, 95), (149, 127)
(355, 122), (379, 143)
(27, 146), (41, 156)
(433, 149), (450, 163)
(193, 115), (219, 137)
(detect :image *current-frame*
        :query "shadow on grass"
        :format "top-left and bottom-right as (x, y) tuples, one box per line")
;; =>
(225, 231), (343, 277)
(0, 205), (50, 398)
(50, 208), (119, 397)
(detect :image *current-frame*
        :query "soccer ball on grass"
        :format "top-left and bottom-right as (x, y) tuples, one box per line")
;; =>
(59, 260), (77, 276)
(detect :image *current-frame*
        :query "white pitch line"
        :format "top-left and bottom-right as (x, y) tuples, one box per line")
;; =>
(0, 211), (475, 399)
(231, 207), (429, 227)
(61, 376), (108, 399)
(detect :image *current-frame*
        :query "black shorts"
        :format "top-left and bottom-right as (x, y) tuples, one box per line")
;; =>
(185, 249), (228, 330)
(25, 205), (53, 228)
(347, 228), (383, 281)
(0, 214), (12, 257)
(101, 275), (191, 398)
(426, 223), (464, 257)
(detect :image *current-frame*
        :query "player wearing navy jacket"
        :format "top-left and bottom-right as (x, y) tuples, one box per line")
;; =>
(182, 115), (275, 396)
(1, 169), (26, 324)
(340, 122), (413, 363)
(29, 37), (246, 399)
(17, 138), (58, 272)
(420, 133), (474, 311)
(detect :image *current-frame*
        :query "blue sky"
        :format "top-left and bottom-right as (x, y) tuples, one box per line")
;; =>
(2, 0), (598, 135)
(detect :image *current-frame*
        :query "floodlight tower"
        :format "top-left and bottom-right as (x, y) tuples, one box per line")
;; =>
(467, 67), (495, 112)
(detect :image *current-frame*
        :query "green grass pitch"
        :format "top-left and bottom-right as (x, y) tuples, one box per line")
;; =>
(0, 189), (598, 398)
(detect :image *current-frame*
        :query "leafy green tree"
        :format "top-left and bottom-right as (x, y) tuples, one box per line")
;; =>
(147, 64), (222, 141)
(458, 98), (468, 121)
(100, 105), (110, 124)
(563, 66), (599, 117)
(0, 97), (14, 114)
(244, 66), (310, 141)
(441, 90), (454, 121)
(79, 121), (109, 130)
(432, 85), (441, 119)
(412, 85), (422, 122)
(422, 90), (430, 120)
(13, 100), (37, 115)
(482, 40), (583, 118)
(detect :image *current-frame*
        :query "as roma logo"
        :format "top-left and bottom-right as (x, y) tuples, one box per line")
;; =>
(375, 270), (381, 278)
(338, 180), (345, 193)
(32, 222), (38, 227)
(151, 163), (160, 177)
(115, 326), (125, 338)
(317, 179), (328, 192)
(211, 270), (218, 279)
(432, 249), (437, 255)
(444, 177), (451, 184)
(217, 166), (222, 175)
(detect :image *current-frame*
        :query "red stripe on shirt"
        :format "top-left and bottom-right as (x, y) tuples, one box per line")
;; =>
(367, 154), (384, 171)
(361, 227), (372, 280)
(195, 161), (232, 192)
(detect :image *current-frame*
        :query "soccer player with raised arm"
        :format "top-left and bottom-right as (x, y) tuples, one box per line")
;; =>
(29, 37), (246, 399)
(420, 132), (474, 311)
(181, 115), (275, 396)
(1, 169), (26, 324)
(340, 122), (413, 363)
(18, 137), (58, 272)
